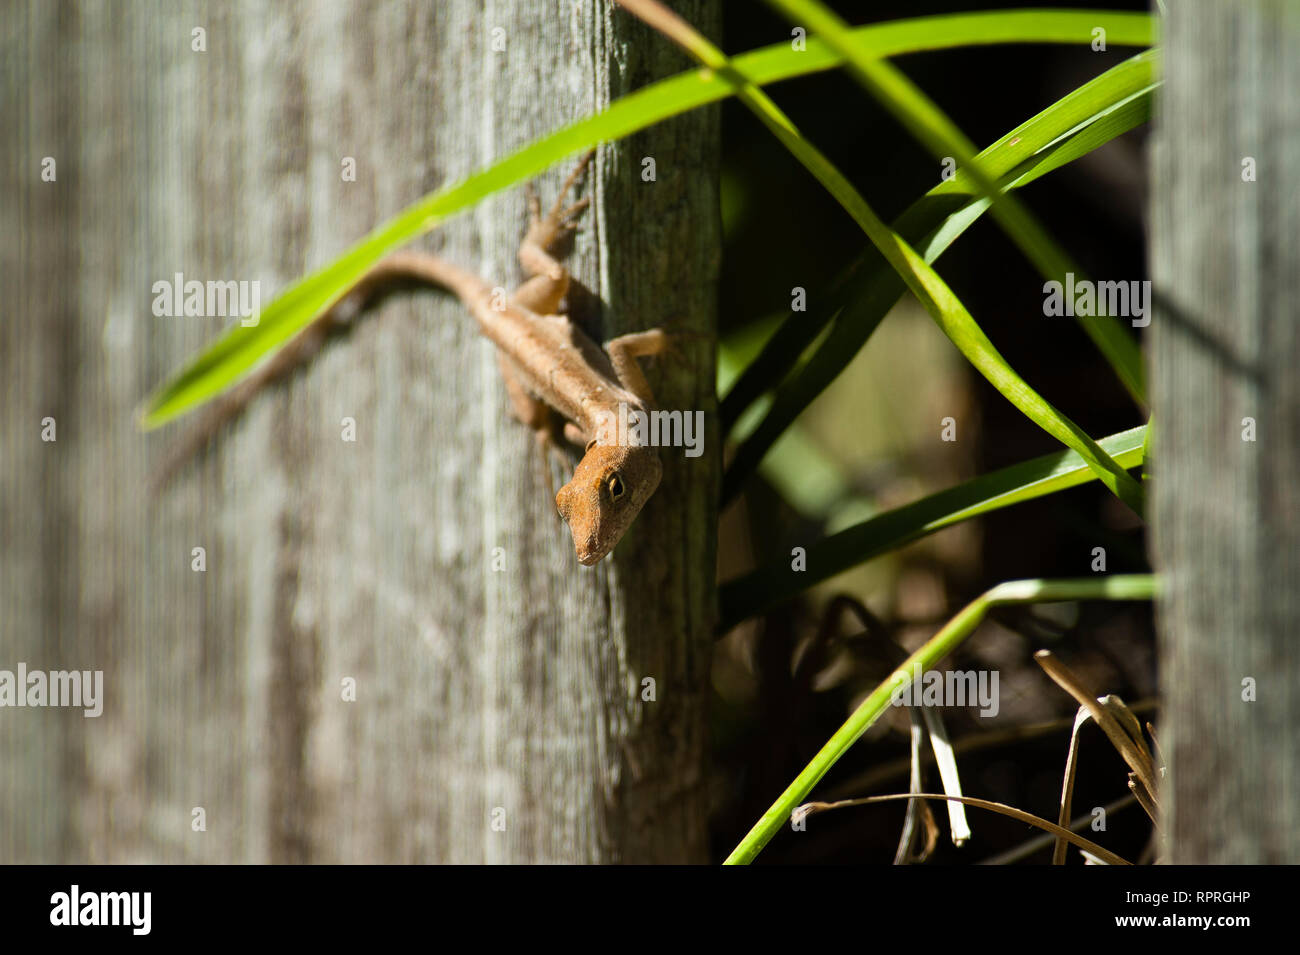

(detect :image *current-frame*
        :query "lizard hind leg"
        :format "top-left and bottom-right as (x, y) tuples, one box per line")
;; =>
(544, 150), (595, 225)
(519, 151), (595, 287)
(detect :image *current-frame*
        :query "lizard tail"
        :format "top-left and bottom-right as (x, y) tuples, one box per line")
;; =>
(358, 250), (493, 312)
(149, 248), (492, 492)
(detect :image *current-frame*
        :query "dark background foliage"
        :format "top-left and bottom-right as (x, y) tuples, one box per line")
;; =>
(711, 0), (1154, 863)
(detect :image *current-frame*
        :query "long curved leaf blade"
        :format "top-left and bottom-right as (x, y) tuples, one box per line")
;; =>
(718, 424), (1147, 631)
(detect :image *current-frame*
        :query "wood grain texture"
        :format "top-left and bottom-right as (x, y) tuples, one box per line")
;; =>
(1, 0), (719, 863)
(1149, 0), (1299, 862)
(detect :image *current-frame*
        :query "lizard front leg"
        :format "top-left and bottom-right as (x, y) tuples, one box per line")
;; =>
(497, 352), (566, 500)
(603, 329), (676, 407)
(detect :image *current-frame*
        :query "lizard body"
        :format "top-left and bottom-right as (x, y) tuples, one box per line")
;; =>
(153, 154), (670, 565)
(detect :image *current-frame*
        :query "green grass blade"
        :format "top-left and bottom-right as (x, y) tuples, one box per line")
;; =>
(733, 8), (1152, 82)
(723, 573), (1158, 864)
(141, 9), (1153, 428)
(718, 424), (1147, 631)
(722, 57), (1156, 501)
(766, 0), (1146, 405)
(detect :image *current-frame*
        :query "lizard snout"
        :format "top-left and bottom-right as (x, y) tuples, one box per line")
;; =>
(556, 443), (660, 565)
(556, 479), (607, 565)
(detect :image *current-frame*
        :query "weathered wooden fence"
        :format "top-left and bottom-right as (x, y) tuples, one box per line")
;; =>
(1, 0), (719, 863)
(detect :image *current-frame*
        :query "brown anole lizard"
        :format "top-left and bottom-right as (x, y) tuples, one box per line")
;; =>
(153, 153), (674, 565)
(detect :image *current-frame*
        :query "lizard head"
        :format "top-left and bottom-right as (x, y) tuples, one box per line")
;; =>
(556, 442), (662, 565)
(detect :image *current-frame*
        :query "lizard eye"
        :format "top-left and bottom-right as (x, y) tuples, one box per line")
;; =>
(607, 474), (625, 501)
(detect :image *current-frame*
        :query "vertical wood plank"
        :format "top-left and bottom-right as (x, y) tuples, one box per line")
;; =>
(1150, 0), (1300, 862)
(1, 0), (718, 863)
